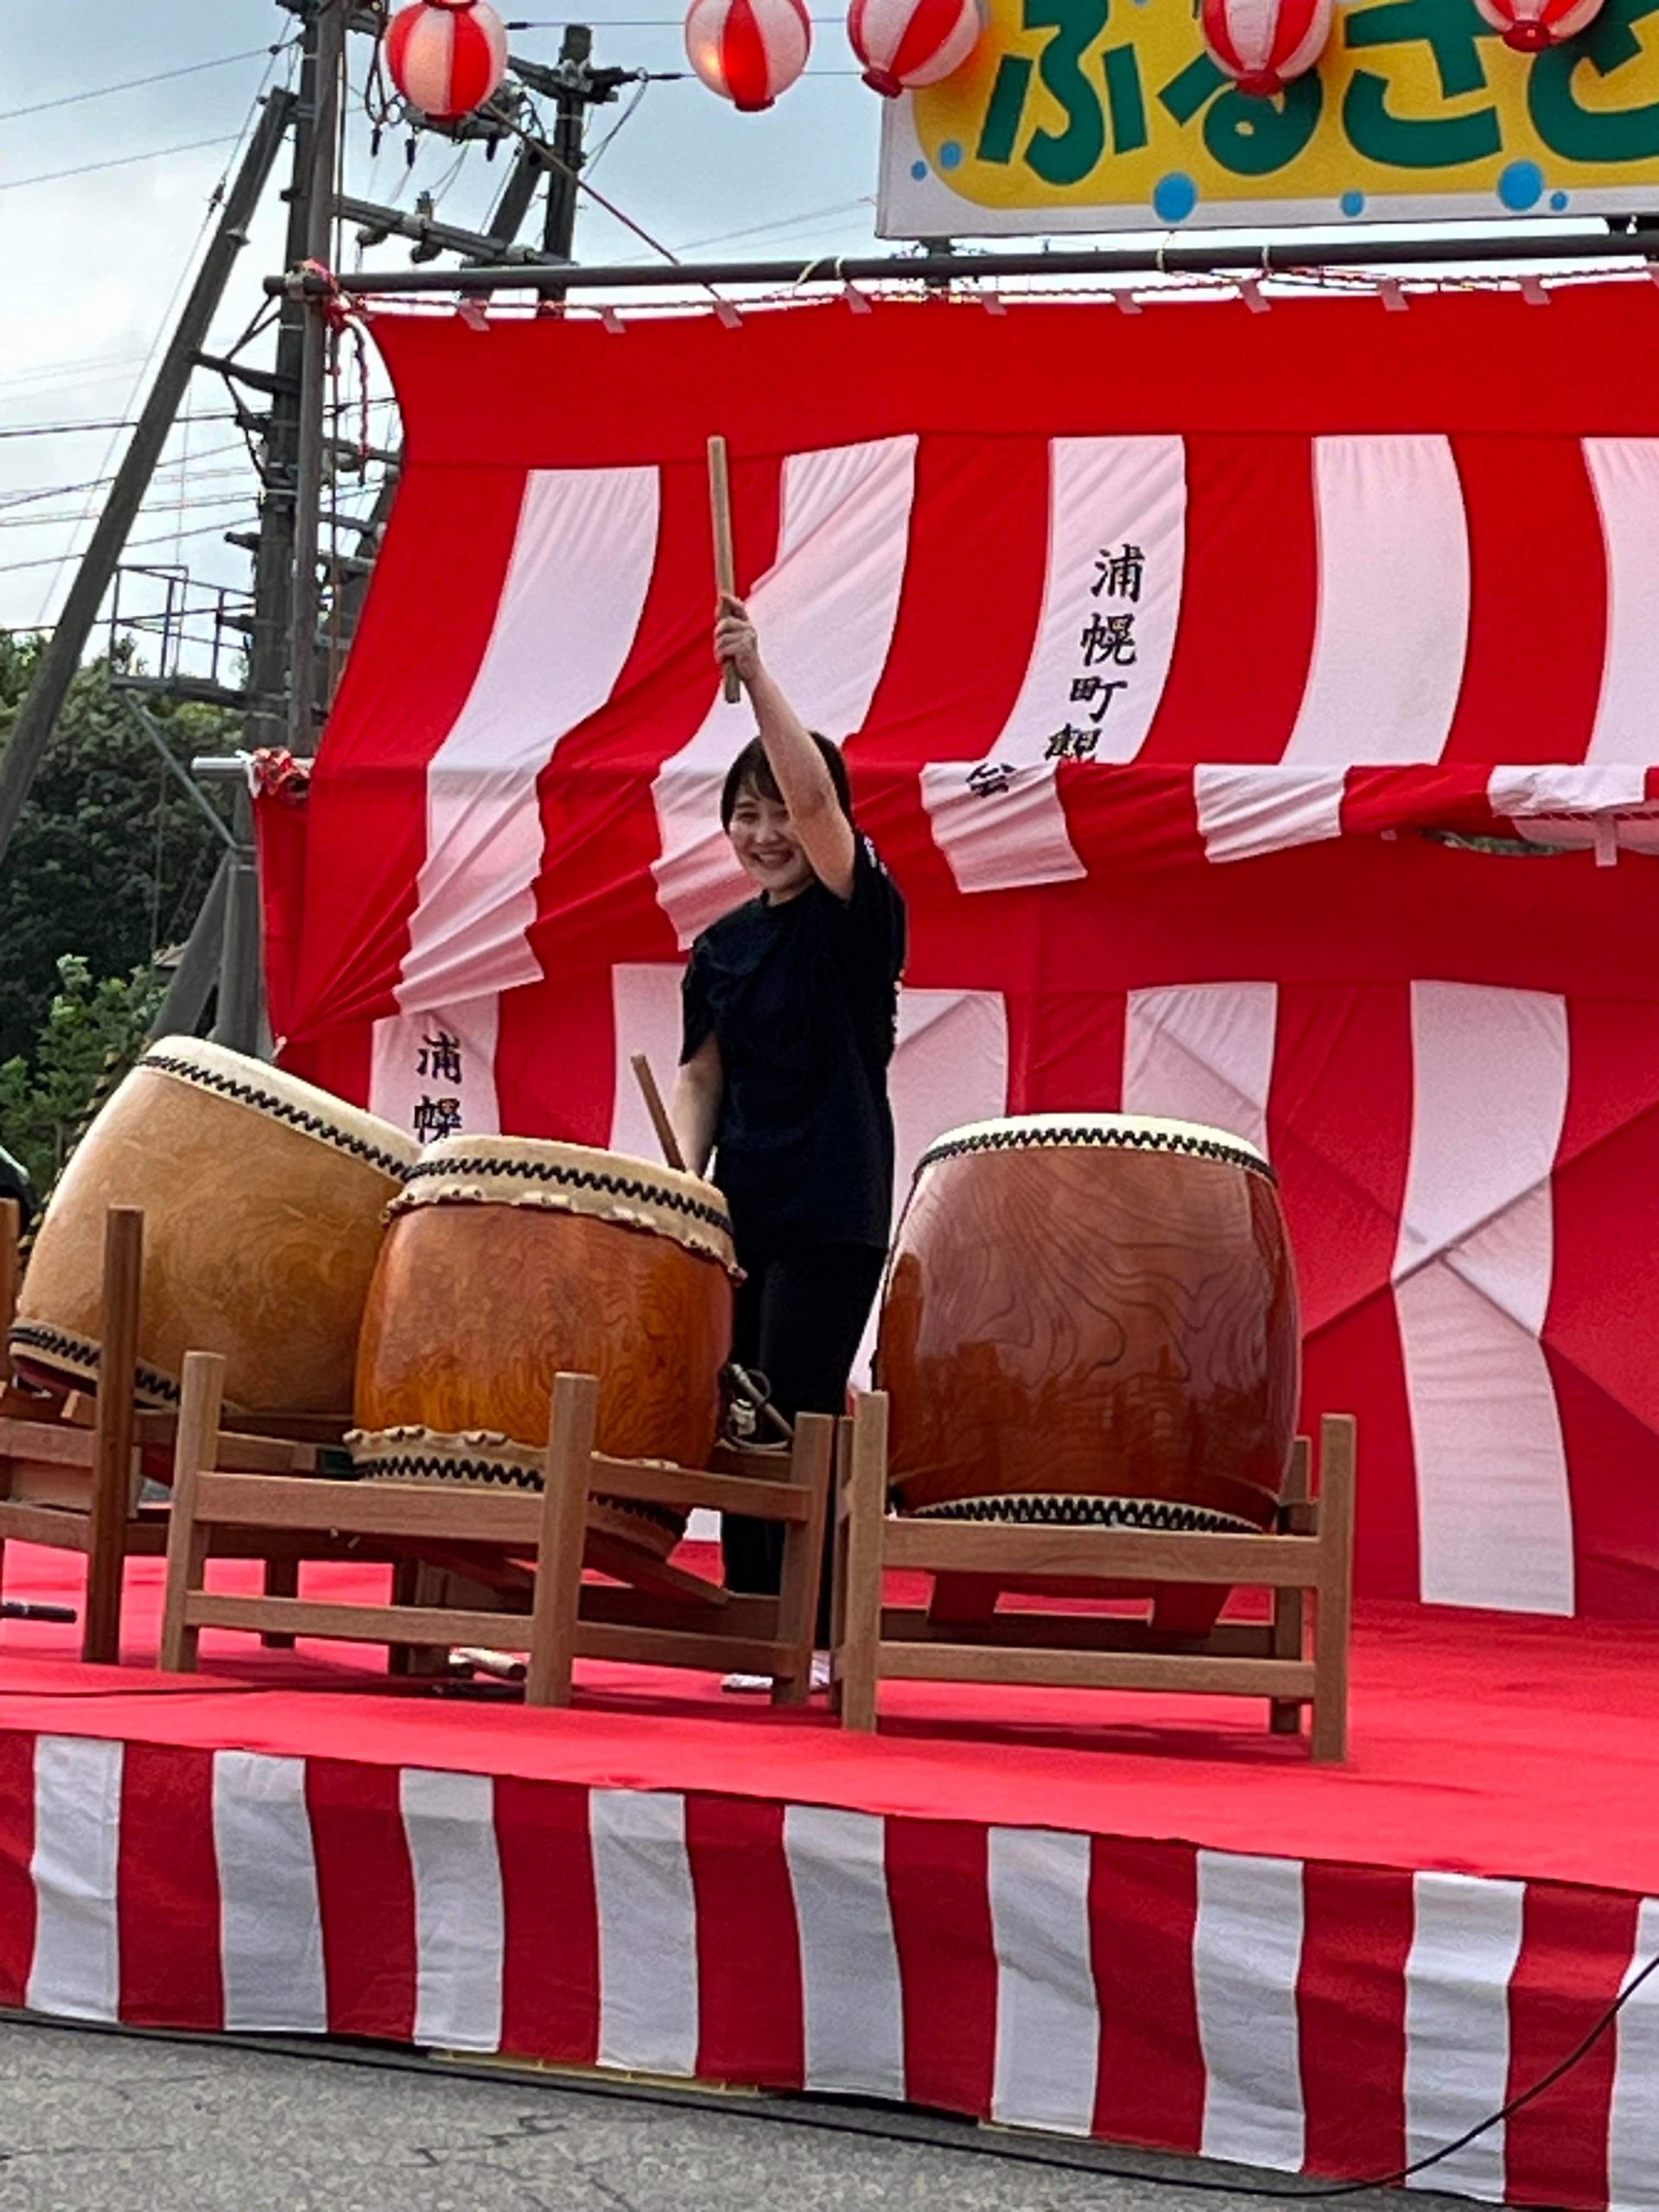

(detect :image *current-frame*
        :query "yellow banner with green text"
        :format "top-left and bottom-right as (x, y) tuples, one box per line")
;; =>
(876, 0), (1659, 232)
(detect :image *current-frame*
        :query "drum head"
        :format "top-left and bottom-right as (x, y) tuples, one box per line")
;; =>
(394, 1134), (738, 1274)
(142, 1037), (420, 1178)
(916, 1110), (1272, 1181)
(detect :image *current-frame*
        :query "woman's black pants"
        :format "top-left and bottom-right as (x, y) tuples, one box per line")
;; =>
(721, 1239), (887, 1642)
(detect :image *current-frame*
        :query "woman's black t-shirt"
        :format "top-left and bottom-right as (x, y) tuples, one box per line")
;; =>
(680, 836), (906, 1254)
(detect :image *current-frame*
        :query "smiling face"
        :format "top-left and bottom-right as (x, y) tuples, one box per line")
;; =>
(726, 785), (817, 902)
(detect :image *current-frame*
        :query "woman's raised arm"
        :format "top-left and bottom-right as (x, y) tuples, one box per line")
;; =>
(715, 594), (856, 899)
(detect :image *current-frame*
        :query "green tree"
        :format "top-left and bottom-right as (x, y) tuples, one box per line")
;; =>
(0, 954), (164, 1193)
(0, 635), (234, 1070)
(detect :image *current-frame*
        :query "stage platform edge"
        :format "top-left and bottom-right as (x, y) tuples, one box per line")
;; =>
(0, 1547), (1651, 2211)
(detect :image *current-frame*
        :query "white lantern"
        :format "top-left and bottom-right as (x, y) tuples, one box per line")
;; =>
(383, 0), (510, 121)
(684, 0), (813, 111)
(847, 0), (985, 96)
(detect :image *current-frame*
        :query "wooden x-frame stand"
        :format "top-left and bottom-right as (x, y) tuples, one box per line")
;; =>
(831, 1392), (1357, 1761)
(162, 1365), (836, 1706)
(0, 1199), (368, 1664)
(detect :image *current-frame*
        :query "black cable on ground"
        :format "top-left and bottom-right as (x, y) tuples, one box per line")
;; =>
(3, 1945), (1652, 2204)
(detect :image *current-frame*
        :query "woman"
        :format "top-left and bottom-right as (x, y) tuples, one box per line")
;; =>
(671, 594), (906, 1686)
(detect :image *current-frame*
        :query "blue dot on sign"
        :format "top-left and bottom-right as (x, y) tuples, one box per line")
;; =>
(1153, 172), (1198, 223)
(911, 159), (928, 181)
(1340, 188), (1365, 218)
(939, 139), (963, 170)
(1498, 159), (1544, 212)
(1550, 189), (1569, 211)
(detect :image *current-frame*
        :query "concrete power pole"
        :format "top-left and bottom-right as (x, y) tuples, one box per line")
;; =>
(286, 0), (349, 762)
(213, 0), (347, 1054)
(245, 16), (330, 757)
(329, 24), (625, 654)
(5, 2), (618, 1059)
(543, 26), (629, 264)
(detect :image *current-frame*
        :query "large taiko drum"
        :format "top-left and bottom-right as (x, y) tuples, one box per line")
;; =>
(876, 1113), (1300, 1625)
(349, 1135), (737, 1559)
(10, 1038), (419, 1416)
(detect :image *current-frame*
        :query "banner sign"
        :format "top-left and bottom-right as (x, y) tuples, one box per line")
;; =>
(877, 0), (1659, 233)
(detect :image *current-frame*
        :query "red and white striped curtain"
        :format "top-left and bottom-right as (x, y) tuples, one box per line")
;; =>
(262, 280), (1659, 1621)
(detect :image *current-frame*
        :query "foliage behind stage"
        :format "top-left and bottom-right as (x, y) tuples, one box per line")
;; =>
(0, 638), (231, 1185)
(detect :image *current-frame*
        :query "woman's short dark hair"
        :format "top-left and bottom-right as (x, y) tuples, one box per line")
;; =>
(719, 734), (853, 831)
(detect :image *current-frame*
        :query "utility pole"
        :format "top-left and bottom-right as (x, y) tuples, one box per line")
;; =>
(329, 30), (626, 652)
(1, 0), (629, 1061)
(287, 0), (348, 760)
(546, 27), (614, 260)
(245, 23), (326, 756)
(276, 14), (631, 679)
(198, 0), (349, 1056)
(0, 89), (295, 872)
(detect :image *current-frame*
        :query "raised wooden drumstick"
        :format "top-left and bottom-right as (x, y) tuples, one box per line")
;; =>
(630, 1052), (687, 1173)
(708, 434), (741, 705)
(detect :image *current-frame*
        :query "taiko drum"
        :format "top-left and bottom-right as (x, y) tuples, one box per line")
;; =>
(10, 1038), (419, 1417)
(876, 1114), (1300, 1625)
(351, 1135), (736, 1559)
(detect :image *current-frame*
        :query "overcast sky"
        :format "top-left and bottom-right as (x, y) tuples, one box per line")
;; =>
(0, 0), (893, 639)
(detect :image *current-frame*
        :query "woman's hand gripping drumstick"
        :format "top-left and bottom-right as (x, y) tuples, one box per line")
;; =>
(635, 1049), (789, 1442)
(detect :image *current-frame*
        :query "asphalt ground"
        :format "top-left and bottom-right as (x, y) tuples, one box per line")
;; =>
(0, 2017), (1477, 2212)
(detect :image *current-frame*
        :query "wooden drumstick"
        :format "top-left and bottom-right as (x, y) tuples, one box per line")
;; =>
(708, 435), (742, 705)
(0, 1198), (19, 1342)
(630, 1052), (687, 1173)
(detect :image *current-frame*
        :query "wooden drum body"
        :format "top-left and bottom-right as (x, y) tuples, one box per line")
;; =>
(351, 1136), (736, 1559)
(10, 1039), (417, 1418)
(877, 1114), (1300, 1626)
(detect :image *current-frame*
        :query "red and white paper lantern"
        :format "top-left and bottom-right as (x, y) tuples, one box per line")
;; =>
(1200, 0), (1332, 95)
(1471, 0), (1602, 49)
(683, 0), (813, 110)
(383, 0), (510, 121)
(847, 0), (985, 96)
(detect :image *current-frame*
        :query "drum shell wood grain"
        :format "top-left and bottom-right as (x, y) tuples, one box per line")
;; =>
(877, 1142), (1300, 1530)
(354, 1200), (733, 1489)
(12, 1065), (407, 1417)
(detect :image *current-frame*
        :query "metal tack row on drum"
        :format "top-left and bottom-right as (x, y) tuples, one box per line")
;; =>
(9, 1044), (1300, 1601)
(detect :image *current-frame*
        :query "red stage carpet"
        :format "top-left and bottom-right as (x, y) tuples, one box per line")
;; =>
(0, 1546), (1653, 2211)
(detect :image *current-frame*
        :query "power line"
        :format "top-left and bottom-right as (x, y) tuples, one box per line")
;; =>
(659, 198), (876, 256)
(0, 47), (283, 128)
(0, 136), (245, 199)
(585, 77), (651, 172)
(0, 515), (261, 580)
(0, 395), (393, 446)
(27, 38), (302, 632)
(0, 444), (254, 512)
(508, 13), (843, 21)
(0, 488), (261, 532)
(0, 352), (160, 397)
(0, 414), (240, 442)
